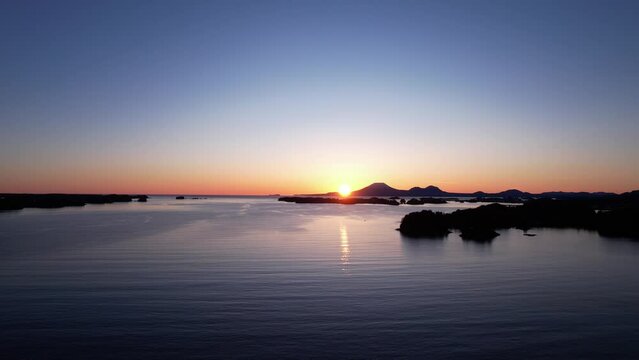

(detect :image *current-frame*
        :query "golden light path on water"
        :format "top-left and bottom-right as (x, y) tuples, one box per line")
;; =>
(340, 224), (350, 272)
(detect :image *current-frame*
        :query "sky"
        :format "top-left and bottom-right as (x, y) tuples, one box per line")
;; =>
(1, 0), (638, 195)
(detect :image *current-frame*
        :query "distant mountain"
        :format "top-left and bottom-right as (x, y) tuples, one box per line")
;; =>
(407, 185), (449, 197)
(496, 189), (532, 198)
(308, 182), (620, 199)
(308, 183), (456, 197)
(351, 182), (405, 197)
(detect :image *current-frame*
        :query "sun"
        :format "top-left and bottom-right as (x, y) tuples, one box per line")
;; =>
(338, 184), (352, 197)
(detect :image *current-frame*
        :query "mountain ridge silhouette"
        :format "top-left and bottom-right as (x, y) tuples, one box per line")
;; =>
(303, 182), (621, 199)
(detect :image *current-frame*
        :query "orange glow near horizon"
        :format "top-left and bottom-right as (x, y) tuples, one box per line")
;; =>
(338, 184), (352, 197)
(1, 173), (637, 196)
(0, 157), (638, 195)
(2, 2), (639, 198)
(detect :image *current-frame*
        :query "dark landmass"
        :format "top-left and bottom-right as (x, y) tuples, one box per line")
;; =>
(0, 194), (148, 211)
(463, 197), (523, 204)
(399, 192), (639, 240)
(176, 196), (185, 199)
(397, 210), (452, 237)
(352, 183), (407, 197)
(406, 197), (448, 205)
(308, 182), (618, 200)
(459, 227), (500, 241)
(278, 196), (400, 206)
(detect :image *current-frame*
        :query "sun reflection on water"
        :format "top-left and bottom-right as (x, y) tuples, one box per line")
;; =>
(340, 224), (350, 271)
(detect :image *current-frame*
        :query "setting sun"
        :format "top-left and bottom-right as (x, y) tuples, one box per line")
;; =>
(338, 184), (352, 197)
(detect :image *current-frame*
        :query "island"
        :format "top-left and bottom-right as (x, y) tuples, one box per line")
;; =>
(0, 194), (149, 211)
(399, 194), (639, 241)
(278, 196), (400, 206)
(406, 197), (448, 205)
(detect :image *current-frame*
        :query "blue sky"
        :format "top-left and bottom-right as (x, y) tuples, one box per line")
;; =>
(1, 0), (638, 194)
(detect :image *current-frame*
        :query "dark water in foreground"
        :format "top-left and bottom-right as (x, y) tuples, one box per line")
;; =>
(1, 197), (639, 359)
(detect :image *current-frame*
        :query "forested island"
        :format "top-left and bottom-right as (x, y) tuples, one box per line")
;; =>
(399, 193), (639, 241)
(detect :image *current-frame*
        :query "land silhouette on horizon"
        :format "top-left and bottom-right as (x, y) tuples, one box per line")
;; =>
(304, 182), (626, 199)
(0, 194), (148, 211)
(283, 183), (639, 240)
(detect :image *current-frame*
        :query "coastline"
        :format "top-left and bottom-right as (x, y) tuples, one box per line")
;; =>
(0, 194), (149, 211)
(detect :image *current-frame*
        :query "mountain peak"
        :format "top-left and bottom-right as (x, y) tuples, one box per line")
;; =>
(318, 182), (621, 199)
(349, 183), (451, 197)
(352, 182), (403, 196)
(370, 182), (392, 187)
(406, 185), (448, 196)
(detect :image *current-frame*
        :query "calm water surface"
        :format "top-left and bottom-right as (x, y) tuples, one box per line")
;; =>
(1, 197), (639, 359)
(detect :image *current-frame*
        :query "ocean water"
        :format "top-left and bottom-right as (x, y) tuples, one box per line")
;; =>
(1, 197), (639, 359)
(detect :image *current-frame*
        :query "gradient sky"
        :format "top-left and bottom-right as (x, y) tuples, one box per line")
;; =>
(1, 0), (638, 195)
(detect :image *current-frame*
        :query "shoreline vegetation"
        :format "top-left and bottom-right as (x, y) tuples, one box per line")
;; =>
(399, 195), (639, 241)
(0, 194), (148, 211)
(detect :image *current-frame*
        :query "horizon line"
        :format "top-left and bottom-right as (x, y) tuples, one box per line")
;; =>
(2, 184), (637, 197)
